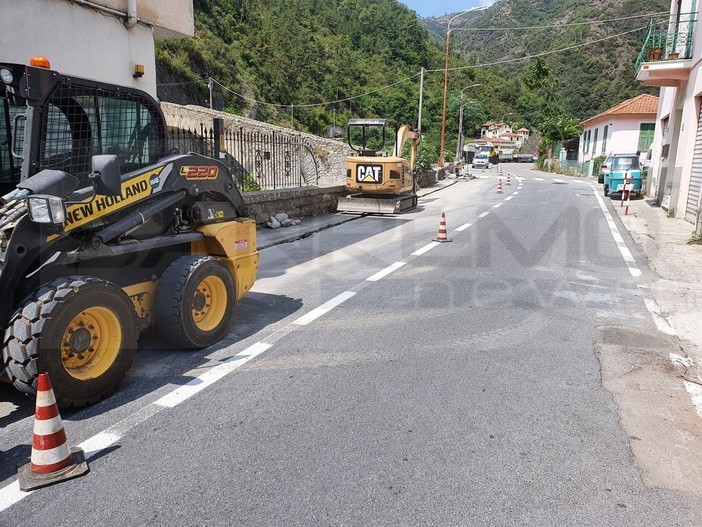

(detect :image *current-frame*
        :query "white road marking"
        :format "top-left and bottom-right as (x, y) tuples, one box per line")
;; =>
(411, 242), (440, 256)
(552, 178), (564, 183)
(0, 182), (528, 512)
(684, 382), (702, 419)
(155, 343), (273, 407)
(366, 261), (407, 282)
(533, 177), (545, 181)
(455, 223), (473, 232)
(293, 291), (357, 325)
(0, 482), (25, 511)
(643, 298), (676, 336)
(79, 431), (122, 459)
(505, 196), (514, 201)
(592, 187), (640, 278)
(590, 183), (702, 419)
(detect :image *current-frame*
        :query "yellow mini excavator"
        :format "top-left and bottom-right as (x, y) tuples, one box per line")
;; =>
(337, 119), (420, 214)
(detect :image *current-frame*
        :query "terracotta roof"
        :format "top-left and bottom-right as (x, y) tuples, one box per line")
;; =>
(517, 128), (530, 132)
(482, 121), (497, 127)
(502, 132), (518, 137)
(581, 94), (659, 126)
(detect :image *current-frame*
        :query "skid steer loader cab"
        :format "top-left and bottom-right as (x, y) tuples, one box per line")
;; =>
(337, 118), (420, 214)
(0, 61), (259, 407)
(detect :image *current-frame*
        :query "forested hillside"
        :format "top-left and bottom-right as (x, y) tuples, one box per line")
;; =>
(155, 0), (667, 160)
(433, 0), (669, 122)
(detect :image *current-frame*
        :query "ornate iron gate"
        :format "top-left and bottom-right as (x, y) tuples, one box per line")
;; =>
(167, 118), (319, 192)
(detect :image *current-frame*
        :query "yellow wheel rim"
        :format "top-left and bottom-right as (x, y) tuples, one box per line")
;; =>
(191, 275), (227, 332)
(61, 307), (123, 380)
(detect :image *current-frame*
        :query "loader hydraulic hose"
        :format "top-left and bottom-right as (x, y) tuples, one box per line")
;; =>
(92, 190), (187, 246)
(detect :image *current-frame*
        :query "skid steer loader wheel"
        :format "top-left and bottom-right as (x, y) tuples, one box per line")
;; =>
(2, 277), (139, 407)
(155, 256), (236, 349)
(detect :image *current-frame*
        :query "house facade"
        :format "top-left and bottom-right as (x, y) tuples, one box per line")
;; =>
(3, 1), (194, 97)
(636, 1), (700, 229)
(577, 94), (658, 170)
(479, 121), (530, 153)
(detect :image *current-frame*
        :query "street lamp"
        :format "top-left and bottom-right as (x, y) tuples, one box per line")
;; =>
(456, 83), (482, 162)
(440, 5), (488, 167)
(501, 112), (515, 127)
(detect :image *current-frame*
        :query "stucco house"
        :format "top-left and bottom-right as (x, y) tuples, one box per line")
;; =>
(636, 2), (700, 229)
(578, 94), (658, 170)
(479, 121), (530, 153)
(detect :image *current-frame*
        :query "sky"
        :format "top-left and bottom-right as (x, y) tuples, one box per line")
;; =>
(399, 0), (495, 18)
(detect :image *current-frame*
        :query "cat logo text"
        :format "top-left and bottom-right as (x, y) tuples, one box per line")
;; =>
(180, 166), (219, 180)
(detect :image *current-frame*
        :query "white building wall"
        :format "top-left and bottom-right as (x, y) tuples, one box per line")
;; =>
(2, 1), (193, 98)
(646, 2), (702, 219)
(579, 118), (654, 164)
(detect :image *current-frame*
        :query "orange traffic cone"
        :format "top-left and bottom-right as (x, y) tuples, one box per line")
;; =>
(18, 373), (89, 491)
(497, 179), (503, 194)
(433, 213), (451, 243)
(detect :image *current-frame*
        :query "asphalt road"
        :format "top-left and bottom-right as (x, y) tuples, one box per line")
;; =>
(1, 165), (701, 525)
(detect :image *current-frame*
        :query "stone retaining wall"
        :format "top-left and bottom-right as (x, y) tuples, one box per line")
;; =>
(161, 103), (351, 188)
(242, 186), (346, 225)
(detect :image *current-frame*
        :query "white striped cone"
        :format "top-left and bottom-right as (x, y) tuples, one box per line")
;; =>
(506, 174), (511, 185)
(18, 373), (89, 491)
(433, 213), (451, 242)
(497, 179), (503, 194)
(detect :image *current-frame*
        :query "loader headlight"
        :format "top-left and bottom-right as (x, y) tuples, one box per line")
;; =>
(27, 195), (66, 224)
(0, 68), (13, 85)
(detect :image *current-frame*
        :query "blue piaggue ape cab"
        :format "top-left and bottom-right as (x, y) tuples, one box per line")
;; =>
(603, 154), (642, 197)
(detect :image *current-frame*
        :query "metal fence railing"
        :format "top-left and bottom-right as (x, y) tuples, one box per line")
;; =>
(636, 12), (696, 70)
(167, 118), (320, 192)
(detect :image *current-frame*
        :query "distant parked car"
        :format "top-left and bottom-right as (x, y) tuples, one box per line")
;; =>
(603, 154), (642, 197)
(472, 152), (490, 169)
(598, 155), (612, 184)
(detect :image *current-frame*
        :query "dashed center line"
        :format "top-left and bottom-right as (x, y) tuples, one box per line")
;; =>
(0, 174), (526, 513)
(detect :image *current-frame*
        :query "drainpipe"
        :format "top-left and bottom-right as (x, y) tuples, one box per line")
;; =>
(125, 0), (138, 29)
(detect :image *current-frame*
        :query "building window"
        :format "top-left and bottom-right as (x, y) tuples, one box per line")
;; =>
(638, 123), (655, 152)
(602, 125), (608, 153)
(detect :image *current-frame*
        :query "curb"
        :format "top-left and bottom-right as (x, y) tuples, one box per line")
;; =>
(257, 180), (459, 250)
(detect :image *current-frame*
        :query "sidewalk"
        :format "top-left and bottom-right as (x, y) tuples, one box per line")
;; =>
(255, 178), (458, 250)
(613, 195), (702, 372)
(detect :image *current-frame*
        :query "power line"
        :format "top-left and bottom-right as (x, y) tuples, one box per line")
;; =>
(450, 11), (671, 31)
(157, 79), (207, 87)
(156, 22), (652, 114)
(211, 73), (422, 109)
(427, 25), (647, 73)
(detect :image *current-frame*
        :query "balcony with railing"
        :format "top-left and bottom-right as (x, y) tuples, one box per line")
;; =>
(636, 13), (696, 87)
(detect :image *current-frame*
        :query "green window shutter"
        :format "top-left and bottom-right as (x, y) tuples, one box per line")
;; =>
(638, 123), (655, 151)
(602, 125), (608, 153)
(592, 128), (599, 154)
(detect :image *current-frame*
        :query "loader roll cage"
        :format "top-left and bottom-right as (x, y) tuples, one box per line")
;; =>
(0, 63), (167, 195)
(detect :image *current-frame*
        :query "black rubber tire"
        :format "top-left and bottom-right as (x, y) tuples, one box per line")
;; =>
(2, 277), (139, 408)
(155, 256), (236, 349)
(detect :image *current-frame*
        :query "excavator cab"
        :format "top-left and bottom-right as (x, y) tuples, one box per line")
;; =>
(337, 118), (419, 214)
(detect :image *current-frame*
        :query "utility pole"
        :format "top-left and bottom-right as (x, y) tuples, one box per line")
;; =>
(456, 84), (482, 162)
(418, 67), (425, 136)
(440, 6), (487, 167)
(208, 77), (213, 110)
